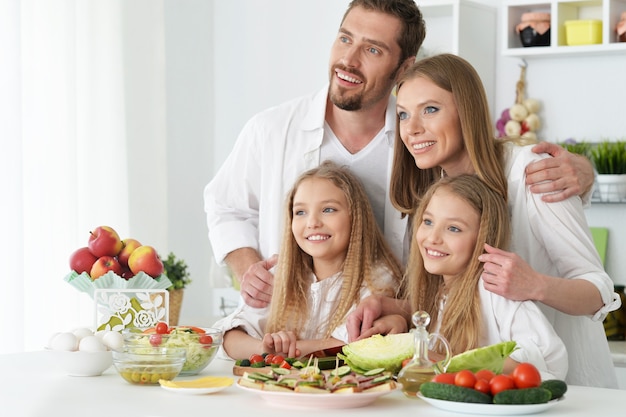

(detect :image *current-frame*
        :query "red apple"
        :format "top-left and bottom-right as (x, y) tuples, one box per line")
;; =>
(118, 238), (142, 268)
(69, 246), (98, 274)
(128, 245), (164, 278)
(88, 226), (123, 258)
(120, 266), (135, 280)
(90, 256), (123, 280)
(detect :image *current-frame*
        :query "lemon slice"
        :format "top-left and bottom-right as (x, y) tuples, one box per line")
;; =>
(159, 376), (234, 389)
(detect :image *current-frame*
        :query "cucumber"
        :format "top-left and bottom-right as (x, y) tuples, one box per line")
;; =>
(540, 379), (568, 399)
(493, 387), (552, 405)
(363, 367), (386, 376)
(420, 382), (492, 404)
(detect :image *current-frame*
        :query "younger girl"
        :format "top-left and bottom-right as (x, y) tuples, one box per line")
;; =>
(407, 175), (567, 379)
(212, 160), (404, 360)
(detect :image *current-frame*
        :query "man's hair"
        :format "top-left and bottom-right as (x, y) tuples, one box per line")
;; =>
(343, 0), (426, 63)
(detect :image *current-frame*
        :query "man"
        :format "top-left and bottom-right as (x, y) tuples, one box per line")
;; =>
(204, 0), (593, 309)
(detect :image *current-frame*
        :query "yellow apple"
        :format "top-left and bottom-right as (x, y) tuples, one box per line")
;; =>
(128, 245), (164, 278)
(118, 238), (142, 268)
(90, 256), (123, 280)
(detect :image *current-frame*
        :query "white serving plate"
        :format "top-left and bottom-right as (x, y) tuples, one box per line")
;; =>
(417, 393), (564, 415)
(237, 383), (395, 409)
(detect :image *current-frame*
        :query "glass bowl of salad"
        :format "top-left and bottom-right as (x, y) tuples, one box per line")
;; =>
(123, 323), (223, 375)
(112, 346), (186, 385)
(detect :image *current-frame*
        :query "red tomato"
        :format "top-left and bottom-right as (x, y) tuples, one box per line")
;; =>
(264, 354), (275, 365)
(475, 369), (496, 383)
(512, 362), (542, 389)
(155, 322), (169, 334)
(249, 354), (264, 365)
(271, 355), (285, 365)
(432, 372), (457, 384)
(454, 370), (477, 389)
(199, 334), (213, 345)
(474, 378), (491, 395)
(149, 334), (162, 347)
(279, 360), (292, 369)
(489, 374), (515, 395)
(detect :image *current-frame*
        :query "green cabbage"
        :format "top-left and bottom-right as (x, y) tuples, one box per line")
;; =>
(338, 333), (414, 374)
(446, 341), (518, 374)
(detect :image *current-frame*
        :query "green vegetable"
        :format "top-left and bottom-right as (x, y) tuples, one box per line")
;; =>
(493, 387), (552, 404)
(420, 382), (492, 404)
(540, 379), (568, 399)
(337, 333), (414, 374)
(446, 341), (517, 374)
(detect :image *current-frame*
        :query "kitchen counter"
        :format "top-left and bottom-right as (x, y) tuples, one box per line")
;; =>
(1, 350), (625, 417)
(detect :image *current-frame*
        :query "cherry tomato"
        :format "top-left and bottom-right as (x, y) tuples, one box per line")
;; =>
(432, 372), (457, 384)
(149, 334), (162, 347)
(271, 355), (285, 365)
(155, 322), (169, 334)
(199, 334), (213, 345)
(264, 354), (275, 365)
(279, 360), (292, 369)
(454, 370), (477, 389)
(249, 354), (264, 365)
(489, 374), (515, 396)
(512, 362), (541, 389)
(474, 378), (491, 395)
(475, 369), (496, 383)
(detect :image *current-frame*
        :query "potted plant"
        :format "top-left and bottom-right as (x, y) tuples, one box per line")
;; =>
(589, 140), (626, 202)
(161, 252), (191, 326)
(559, 138), (592, 158)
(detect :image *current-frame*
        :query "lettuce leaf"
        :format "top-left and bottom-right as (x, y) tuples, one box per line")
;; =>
(338, 333), (414, 374)
(446, 341), (518, 374)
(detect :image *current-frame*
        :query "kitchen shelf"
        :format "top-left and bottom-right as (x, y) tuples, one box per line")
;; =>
(418, 0), (497, 108)
(503, 0), (626, 57)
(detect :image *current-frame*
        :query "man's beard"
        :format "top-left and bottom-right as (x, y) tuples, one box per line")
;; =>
(329, 88), (364, 111)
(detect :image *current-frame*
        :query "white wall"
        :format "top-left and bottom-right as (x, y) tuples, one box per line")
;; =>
(166, 0), (625, 326)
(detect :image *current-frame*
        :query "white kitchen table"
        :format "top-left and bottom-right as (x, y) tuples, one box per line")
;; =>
(1, 350), (624, 417)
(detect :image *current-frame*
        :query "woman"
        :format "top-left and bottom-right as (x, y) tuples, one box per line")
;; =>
(348, 53), (620, 388)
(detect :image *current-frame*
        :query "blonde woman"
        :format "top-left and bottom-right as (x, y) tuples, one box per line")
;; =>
(213, 161), (404, 360)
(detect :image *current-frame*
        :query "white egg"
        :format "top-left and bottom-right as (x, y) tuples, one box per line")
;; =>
(72, 327), (94, 341)
(94, 329), (110, 341)
(78, 335), (107, 352)
(102, 331), (124, 351)
(50, 332), (79, 351)
(47, 332), (61, 349)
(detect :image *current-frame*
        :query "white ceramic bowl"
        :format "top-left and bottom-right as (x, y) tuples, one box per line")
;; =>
(51, 349), (113, 376)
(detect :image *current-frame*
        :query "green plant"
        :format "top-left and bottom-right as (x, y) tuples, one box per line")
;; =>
(161, 252), (191, 290)
(559, 139), (592, 158)
(590, 140), (626, 174)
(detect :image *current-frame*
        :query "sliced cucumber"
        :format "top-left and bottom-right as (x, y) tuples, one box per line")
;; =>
(363, 367), (386, 376)
(271, 367), (291, 376)
(330, 365), (352, 377)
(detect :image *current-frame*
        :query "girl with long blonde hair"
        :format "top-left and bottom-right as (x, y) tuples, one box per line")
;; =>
(214, 161), (403, 359)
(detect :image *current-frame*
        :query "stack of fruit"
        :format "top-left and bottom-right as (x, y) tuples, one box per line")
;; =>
(64, 225), (172, 297)
(69, 225), (164, 280)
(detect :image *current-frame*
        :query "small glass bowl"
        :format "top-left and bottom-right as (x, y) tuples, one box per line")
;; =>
(111, 346), (186, 385)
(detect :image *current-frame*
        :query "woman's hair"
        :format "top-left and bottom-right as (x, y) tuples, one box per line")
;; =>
(390, 53), (508, 217)
(404, 174), (511, 355)
(343, 0), (426, 65)
(265, 160), (404, 338)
